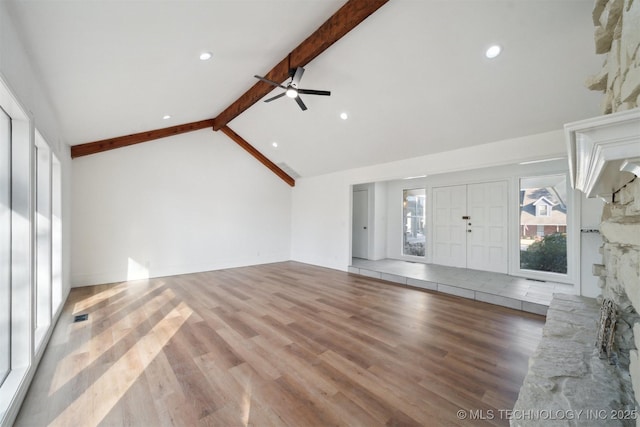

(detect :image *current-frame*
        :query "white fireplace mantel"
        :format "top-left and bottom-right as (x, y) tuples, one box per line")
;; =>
(565, 108), (640, 202)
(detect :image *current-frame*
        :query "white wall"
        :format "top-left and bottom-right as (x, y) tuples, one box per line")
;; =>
(580, 196), (604, 297)
(372, 181), (387, 260)
(0, 3), (71, 426)
(0, 1), (71, 295)
(291, 130), (568, 272)
(71, 129), (292, 286)
(293, 171), (350, 269)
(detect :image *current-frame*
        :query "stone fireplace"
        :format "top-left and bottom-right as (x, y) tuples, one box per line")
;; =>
(512, 108), (640, 427)
(573, 0), (640, 418)
(512, 0), (640, 425)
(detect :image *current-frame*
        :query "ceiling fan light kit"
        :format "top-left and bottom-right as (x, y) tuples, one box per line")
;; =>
(254, 66), (331, 111)
(286, 87), (298, 98)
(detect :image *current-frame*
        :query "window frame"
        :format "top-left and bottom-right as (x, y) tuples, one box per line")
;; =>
(0, 106), (11, 387)
(34, 131), (52, 350)
(401, 187), (426, 259)
(51, 154), (62, 315)
(0, 75), (33, 424)
(511, 171), (578, 285)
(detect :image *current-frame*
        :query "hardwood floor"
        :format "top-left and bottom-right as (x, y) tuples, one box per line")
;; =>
(15, 261), (544, 427)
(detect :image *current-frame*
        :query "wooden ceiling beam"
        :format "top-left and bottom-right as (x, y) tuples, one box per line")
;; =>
(71, 0), (389, 187)
(219, 125), (295, 187)
(212, 0), (389, 131)
(71, 118), (215, 158)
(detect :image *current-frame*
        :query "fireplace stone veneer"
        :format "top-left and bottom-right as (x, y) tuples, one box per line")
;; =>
(512, 294), (636, 427)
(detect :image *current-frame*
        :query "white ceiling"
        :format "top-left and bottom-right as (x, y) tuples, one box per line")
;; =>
(8, 0), (604, 178)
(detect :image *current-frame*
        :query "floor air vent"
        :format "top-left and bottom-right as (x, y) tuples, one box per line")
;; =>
(73, 314), (88, 323)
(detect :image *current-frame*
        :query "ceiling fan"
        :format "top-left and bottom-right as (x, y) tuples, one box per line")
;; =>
(254, 66), (331, 111)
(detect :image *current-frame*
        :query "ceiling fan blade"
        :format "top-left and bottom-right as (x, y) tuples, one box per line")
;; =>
(264, 92), (286, 103)
(295, 96), (308, 111)
(298, 89), (331, 96)
(254, 75), (286, 89)
(292, 67), (305, 87)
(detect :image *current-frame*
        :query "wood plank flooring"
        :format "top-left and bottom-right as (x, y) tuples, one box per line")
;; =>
(15, 261), (544, 427)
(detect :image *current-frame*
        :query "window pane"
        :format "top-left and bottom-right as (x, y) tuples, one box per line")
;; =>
(403, 188), (426, 256)
(35, 135), (51, 346)
(51, 155), (62, 314)
(0, 108), (10, 385)
(519, 175), (567, 274)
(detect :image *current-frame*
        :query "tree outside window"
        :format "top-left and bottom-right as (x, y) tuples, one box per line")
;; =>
(403, 189), (426, 257)
(519, 175), (568, 274)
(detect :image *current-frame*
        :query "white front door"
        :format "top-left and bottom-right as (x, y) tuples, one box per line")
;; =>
(352, 189), (369, 259)
(433, 181), (508, 273)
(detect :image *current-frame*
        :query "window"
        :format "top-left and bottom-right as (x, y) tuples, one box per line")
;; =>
(35, 132), (52, 349)
(0, 107), (10, 386)
(519, 175), (568, 274)
(403, 188), (426, 257)
(0, 76), (49, 426)
(51, 155), (62, 314)
(536, 204), (549, 217)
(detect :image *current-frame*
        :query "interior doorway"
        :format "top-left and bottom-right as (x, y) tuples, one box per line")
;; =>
(352, 189), (369, 259)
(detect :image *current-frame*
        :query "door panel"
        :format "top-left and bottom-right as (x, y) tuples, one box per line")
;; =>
(352, 190), (368, 259)
(432, 185), (467, 268)
(466, 181), (508, 273)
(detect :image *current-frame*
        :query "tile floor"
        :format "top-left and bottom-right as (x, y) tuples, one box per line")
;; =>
(349, 258), (575, 315)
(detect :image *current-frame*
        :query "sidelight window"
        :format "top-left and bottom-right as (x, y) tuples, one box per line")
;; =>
(519, 174), (568, 274)
(403, 189), (426, 257)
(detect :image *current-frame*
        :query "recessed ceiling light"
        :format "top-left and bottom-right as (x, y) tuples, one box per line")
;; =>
(340, 112), (348, 120)
(199, 52), (213, 61)
(162, 115), (171, 120)
(272, 142), (278, 148)
(485, 45), (502, 59)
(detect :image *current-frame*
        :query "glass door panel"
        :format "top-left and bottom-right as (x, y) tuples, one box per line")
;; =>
(403, 189), (426, 256)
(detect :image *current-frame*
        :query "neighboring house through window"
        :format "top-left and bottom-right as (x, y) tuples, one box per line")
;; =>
(533, 197), (553, 217)
(519, 175), (569, 275)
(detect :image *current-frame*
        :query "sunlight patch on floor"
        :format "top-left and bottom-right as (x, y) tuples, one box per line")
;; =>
(241, 382), (252, 426)
(49, 301), (192, 427)
(48, 285), (175, 395)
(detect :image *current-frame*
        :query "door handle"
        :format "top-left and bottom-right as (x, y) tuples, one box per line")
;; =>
(467, 230), (472, 233)
(363, 226), (367, 229)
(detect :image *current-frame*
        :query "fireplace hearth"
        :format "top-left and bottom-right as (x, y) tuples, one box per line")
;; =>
(513, 294), (637, 427)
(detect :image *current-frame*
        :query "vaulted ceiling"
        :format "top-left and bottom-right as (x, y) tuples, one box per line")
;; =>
(8, 0), (603, 178)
